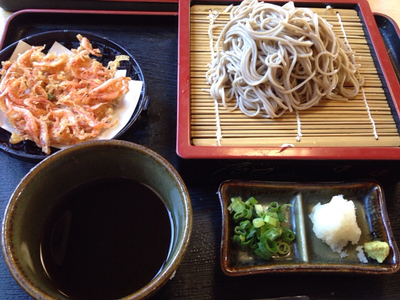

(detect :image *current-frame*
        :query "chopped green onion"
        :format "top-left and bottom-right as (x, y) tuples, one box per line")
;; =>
(246, 229), (257, 240)
(234, 226), (246, 235)
(264, 227), (280, 241)
(263, 214), (278, 227)
(282, 227), (296, 242)
(269, 201), (279, 212)
(254, 247), (272, 260)
(229, 196), (296, 261)
(278, 242), (290, 255)
(259, 233), (278, 254)
(240, 220), (251, 230)
(232, 234), (243, 244)
(246, 197), (258, 206)
(254, 204), (264, 217)
(253, 217), (265, 228)
(228, 197), (245, 213)
(233, 211), (245, 221)
(241, 236), (255, 247)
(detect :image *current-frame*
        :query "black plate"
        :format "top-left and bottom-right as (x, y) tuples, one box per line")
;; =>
(0, 30), (147, 161)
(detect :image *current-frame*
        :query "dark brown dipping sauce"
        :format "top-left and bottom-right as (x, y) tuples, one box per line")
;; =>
(40, 177), (172, 300)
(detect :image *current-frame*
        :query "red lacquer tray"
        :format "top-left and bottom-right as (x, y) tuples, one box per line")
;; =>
(177, 0), (400, 160)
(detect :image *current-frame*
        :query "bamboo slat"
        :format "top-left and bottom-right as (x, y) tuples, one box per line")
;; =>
(189, 4), (400, 147)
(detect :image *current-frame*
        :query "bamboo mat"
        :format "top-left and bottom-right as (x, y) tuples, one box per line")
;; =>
(189, 4), (400, 147)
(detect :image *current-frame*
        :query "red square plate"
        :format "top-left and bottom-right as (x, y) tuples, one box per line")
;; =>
(177, 0), (400, 160)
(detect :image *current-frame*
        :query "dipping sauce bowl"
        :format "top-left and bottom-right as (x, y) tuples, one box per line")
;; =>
(1, 140), (192, 299)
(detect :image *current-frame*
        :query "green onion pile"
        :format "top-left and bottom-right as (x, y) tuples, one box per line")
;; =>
(228, 196), (296, 260)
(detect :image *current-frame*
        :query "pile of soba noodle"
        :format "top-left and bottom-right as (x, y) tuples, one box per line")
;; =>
(206, 0), (364, 118)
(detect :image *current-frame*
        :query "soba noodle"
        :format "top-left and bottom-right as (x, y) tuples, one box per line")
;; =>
(206, 0), (364, 118)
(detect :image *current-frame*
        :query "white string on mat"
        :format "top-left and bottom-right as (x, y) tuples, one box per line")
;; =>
(214, 98), (222, 146)
(362, 88), (379, 140)
(296, 110), (302, 142)
(207, 9), (223, 146)
(337, 10), (378, 140)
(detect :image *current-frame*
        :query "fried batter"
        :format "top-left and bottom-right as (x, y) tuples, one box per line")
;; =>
(0, 34), (130, 154)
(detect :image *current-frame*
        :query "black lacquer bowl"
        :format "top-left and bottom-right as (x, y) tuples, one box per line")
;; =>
(0, 30), (148, 161)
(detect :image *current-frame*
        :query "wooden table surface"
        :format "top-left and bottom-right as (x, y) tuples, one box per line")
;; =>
(369, 0), (400, 25)
(0, 1), (399, 300)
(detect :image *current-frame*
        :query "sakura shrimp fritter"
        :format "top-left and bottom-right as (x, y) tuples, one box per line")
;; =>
(0, 34), (130, 154)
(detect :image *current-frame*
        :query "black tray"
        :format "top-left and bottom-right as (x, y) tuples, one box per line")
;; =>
(0, 0), (178, 12)
(1, 8), (400, 300)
